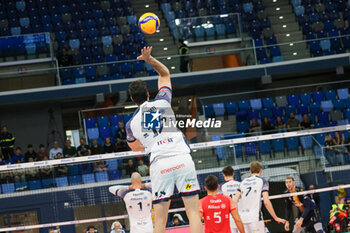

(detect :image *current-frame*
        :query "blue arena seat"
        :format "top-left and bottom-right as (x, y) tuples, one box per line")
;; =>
(15, 182), (28, 190)
(203, 105), (213, 118)
(213, 103), (225, 117)
(28, 180), (42, 190)
(87, 128), (99, 139)
(97, 116), (109, 127)
(300, 136), (313, 149)
(82, 173), (95, 184)
(321, 100), (333, 112)
(337, 88), (349, 100)
(56, 177), (69, 187)
(2, 183), (15, 194)
(259, 141), (271, 154)
(110, 115), (122, 126)
(68, 164), (80, 176)
(224, 102), (236, 115)
(123, 113), (133, 123)
(260, 108), (272, 118)
(244, 142), (257, 155)
(108, 170), (121, 180)
(272, 139), (285, 152)
(99, 126), (111, 139)
(250, 99), (262, 110)
(69, 175), (82, 185)
(325, 90), (337, 101)
(238, 100), (249, 111)
(237, 121), (249, 133)
(286, 137), (299, 151)
(95, 172), (109, 182)
(42, 178), (55, 188)
(300, 93), (312, 105)
(262, 97), (274, 109)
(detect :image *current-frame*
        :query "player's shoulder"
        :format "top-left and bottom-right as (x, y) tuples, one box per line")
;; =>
(127, 107), (141, 126)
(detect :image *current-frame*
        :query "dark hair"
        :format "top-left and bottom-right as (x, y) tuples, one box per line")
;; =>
(27, 144), (33, 148)
(222, 166), (234, 177)
(86, 225), (95, 230)
(250, 161), (262, 173)
(205, 175), (218, 191)
(39, 144), (45, 148)
(128, 80), (148, 105)
(16, 146), (21, 151)
(178, 39), (184, 43)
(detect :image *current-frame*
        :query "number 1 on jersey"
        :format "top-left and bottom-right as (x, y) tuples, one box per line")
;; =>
(137, 202), (142, 211)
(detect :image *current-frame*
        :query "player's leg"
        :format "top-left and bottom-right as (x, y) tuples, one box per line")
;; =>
(175, 154), (202, 233)
(231, 227), (240, 233)
(250, 221), (266, 233)
(153, 200), (171, 233)
(182, 195), (203, 233)
(313, 222), (325, 233)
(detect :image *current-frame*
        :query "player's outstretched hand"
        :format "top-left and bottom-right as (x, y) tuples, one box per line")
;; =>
(274, 217), (287, 224)
(137, 46), (153, 61)
(284, 222), (290, 231)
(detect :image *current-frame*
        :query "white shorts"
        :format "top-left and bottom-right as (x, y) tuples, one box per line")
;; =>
(243, 221), (265, 233)
(150, 154), (200, 203)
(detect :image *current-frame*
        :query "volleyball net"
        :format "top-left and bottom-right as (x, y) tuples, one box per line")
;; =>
(0, 125), (350, 232)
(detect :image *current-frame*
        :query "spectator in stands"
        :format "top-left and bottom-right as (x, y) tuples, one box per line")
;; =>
(249, 118), (261, 134)
(275, 116), (286, 131)
(262, 117), (274, 133)
(91, 139), (104, 155)
(94, 160), (108, 172)
(332, 132), (348, 165)
(309, 184), (320, 209)
(0, 126), (15, 161)
(40, 155), (53, 178)
(137, 159), (149, 176)
(125, 159), (137, 177)
(54, 152), (68, 177)
(86, 225), (100, 233)
(12, 147), (24, 164)
(178, 39), (190, 72)
(0, 157), (7, 165)
(287, 112), (301, 130)
(77, 138), (90, 156)
(26, 157), (39, 180)
(37, 144), (48, 161)
(171, 213), (186, 226)
(58, 48), (72, 67)
(104, 137), (114, 153)
(72, 49), (82, 65)
(325, 134), (337, 166)
(300, 114), (313, 129)
(24, 144), (37, 162)
(63, 139), (77, 157)
(110, 221), (125, 233)
(115, 122), (128, 151)
(49, 141), (63, 160)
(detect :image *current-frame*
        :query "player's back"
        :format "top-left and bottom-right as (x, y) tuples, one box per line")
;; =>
(200, 194), (235, 233)
(238, 175), (269, 223)
(221, 180), (241, 231)
(127, 87), (190, 163)
(123, 189), (153, 233)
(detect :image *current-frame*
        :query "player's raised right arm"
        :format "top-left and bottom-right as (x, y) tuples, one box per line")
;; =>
(137, 46), (172, 90)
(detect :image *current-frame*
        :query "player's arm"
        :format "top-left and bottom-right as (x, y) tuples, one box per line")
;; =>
(284, 198), (293, 231)
(262, 192), (286, 224)
(233, 190), (241, 207)
(125, 121), (145, 152)
(231, 209), (245, 233)
(295, 196), (313, 228)
(127, 139), (145, 152)
(137, 46), (172, 90)
(109, 185), (129, 198)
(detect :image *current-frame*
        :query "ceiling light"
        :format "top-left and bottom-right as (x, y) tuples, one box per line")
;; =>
(124, 105), (138, 109)
(286, 33), (290, 37)
(283, 25), (287, 28)
(160, 38), (164, 42)
(156, 30), (160, 33)
(145, 4), (149, 8)
(273, 0), (277, 2)
(163, 47), (168, 50)
(171, 66), (175, 69)
(279, 16), (284, 19)
(188, 98), (192, 101)
(290, 43), (294, 46)
(293, 52), (297, 55)
(167, 57), (171, 60)
(276, 7), (280, 10)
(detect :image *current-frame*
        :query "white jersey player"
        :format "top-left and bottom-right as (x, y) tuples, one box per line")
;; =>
(220, 166), (241, 233)
(109, 172), (153, 233)
(126, 46), (203, 233)
(233, 161), (286, 233)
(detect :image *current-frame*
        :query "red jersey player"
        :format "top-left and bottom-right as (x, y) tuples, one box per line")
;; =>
(199, 175), (245, 233)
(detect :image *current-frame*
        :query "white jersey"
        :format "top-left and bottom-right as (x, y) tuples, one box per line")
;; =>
(220, 179), (241, 230)
(109, 185), (153, 233)
(126, 86), (190, 163)
(238, 175), (269, 223)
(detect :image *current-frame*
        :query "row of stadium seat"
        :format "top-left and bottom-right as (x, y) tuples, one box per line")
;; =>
(0, 170), (122, 194)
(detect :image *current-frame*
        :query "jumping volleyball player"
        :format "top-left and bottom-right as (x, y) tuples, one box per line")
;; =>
(284, 176), (325, 233)
(233, 161), (286, 233)
(109, 172), (153, 233)
(126, 47), (203, 233)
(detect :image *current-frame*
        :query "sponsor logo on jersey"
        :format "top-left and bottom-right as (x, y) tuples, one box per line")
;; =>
(157, 137), (173, 145)
(221, 204), (226, 209)
(160, 163), (185, 174)
(185, 183), (192, 190)
(143, 110), (162, 129)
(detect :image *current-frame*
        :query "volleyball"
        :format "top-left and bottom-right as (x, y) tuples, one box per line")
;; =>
(138, 12), (160, 34)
